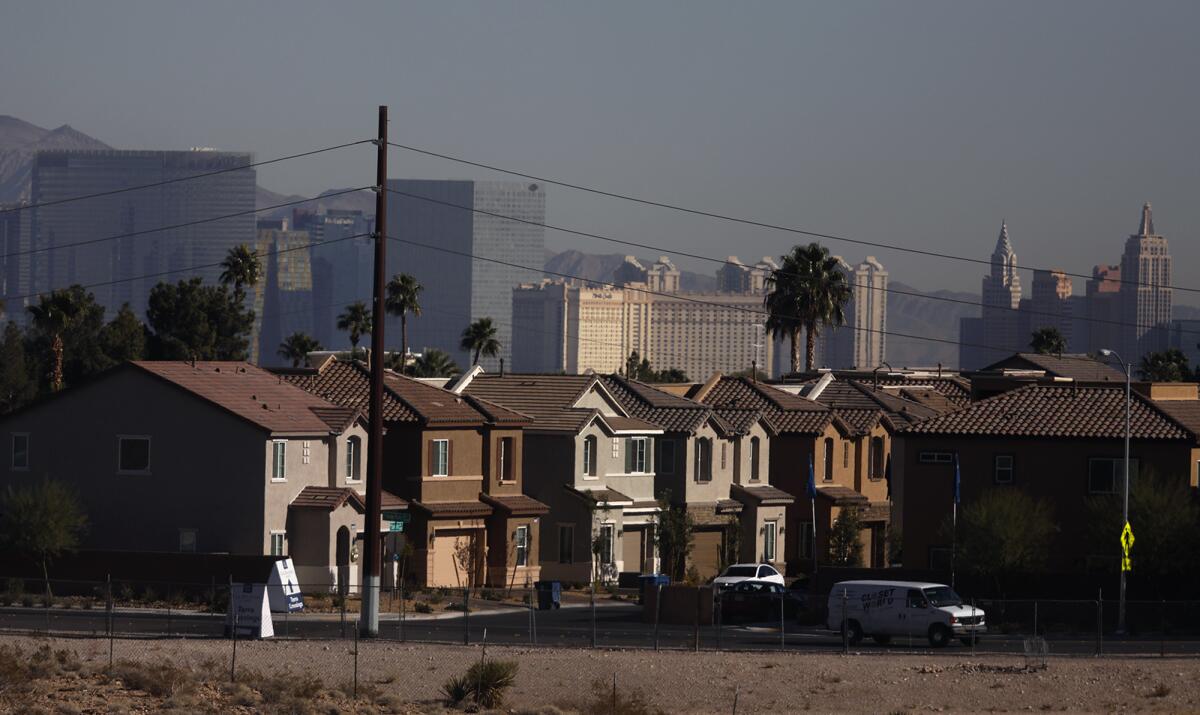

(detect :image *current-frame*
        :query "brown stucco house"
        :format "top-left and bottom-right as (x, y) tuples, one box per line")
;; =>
(278, 357), (547, 589)
(895, 383), (1200, 572)
(454, 372), (665, 585)
(601, 375), (792, 580)
(0, 361), (374, 592)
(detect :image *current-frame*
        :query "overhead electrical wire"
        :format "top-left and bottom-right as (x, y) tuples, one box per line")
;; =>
(387, 140), (1194, 295)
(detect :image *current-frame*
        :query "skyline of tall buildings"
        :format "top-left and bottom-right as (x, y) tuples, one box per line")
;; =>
(959, 204), (1176, 370)
(817, 255), (888, 370)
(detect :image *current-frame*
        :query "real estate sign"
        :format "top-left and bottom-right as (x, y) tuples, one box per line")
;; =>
(266, 558), (305, 613)
(228, 582), (274, 638)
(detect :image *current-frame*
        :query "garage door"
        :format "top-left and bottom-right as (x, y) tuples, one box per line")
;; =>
(431, 529), (477, 588)
(691, 529), (723, 581)
(623, 527), (644, 574)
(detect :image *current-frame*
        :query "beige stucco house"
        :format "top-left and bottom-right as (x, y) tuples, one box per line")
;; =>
(0, 361), (374, 592)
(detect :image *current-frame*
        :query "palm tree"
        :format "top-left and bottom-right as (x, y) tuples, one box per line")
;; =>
(337, 301), (373, 359)
(219, 244), (261, 300)
(460, 317), (501, 366)
(411, 348), (460, 378)
(764, 243), (851, 373)
(277, 332), (323, 368)
(1030, 326), (1066, 356)
(27, 287), (95, 392)
(385, 273), (423, 374)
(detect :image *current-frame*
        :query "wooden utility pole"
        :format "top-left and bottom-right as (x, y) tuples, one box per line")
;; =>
(361, 105), (388, 637)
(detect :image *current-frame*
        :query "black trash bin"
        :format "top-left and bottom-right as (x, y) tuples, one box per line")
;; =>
(534, 580), (561, 610)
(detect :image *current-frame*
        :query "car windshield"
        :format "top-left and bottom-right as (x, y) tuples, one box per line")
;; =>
(923, 586), (963, 607)
(723, 566), (758, 577)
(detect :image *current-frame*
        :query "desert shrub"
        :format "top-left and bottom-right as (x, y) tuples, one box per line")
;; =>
(580, 677), (665, 715)
(414, 601), (433, 614)
(441, 659), (519, 708)
(480, 588), (503, 601)
(110, 660), (195, 698)
(428, 588), (446, 605)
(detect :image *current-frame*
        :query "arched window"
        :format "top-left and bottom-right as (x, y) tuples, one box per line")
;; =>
(870, 436), (885, 479)
(583, 435), (597, 476)
(823, 438), (834, 481)
(346, 436), (362, 481)
(694, 438), (712, 482)
(749, 437), (761, 481)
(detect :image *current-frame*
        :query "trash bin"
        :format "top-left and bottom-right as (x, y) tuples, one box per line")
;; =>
(534, 580), (561, 610)
(638, 574), (670, 605)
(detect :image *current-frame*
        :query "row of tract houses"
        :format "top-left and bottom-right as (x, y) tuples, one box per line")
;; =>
(2, 351), (1199, 591)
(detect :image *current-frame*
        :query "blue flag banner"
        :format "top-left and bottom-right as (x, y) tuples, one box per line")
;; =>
(807, 453), (817, 499)
(953, 453), (961, 505)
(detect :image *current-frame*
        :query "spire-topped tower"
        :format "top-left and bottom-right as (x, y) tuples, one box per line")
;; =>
(1121, 202), (1172, 358)
(984, 220), (1021, 310)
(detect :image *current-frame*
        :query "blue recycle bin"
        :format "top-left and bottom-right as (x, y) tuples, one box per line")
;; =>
(534, 580), (561, 610)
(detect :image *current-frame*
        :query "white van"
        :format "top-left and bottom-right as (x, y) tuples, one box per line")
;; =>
(825, 580), (985, 648)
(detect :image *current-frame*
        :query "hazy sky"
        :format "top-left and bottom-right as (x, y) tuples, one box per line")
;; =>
(3, 1), (1198, 299)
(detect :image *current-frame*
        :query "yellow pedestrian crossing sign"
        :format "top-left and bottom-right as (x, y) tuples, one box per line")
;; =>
(1120, 522), (1134, 572)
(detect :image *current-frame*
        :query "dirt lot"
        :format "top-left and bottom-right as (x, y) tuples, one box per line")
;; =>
(1, 635), (1197, 714)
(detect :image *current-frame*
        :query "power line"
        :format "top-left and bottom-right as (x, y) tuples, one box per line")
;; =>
(1, 186), (373, 261)
(6, 233), (369, 305)
(387, 140), (1194, 294)
(1, 139), (373, 215)
(380, 227), (1023, 362)
(383, 186), (1200, 343)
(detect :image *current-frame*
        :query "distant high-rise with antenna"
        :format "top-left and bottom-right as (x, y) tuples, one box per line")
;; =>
(1119, 202), (1172, 358)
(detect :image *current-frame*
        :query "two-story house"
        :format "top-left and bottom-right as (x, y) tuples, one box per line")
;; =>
(0, 361), (375, 591)
(280, 357), (546, 589)
(454, 372), (664, 585)
(602, 375), (793, 580)
(895, 383), (1200, 572)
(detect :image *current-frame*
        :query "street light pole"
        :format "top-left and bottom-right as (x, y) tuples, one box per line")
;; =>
(1100, 348), (1131, 635)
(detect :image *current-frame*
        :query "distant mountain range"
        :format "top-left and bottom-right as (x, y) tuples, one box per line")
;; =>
(0, 116), (111, 203)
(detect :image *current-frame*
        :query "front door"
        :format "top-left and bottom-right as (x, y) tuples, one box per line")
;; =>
(623, 526), (645, 574)
(870, 523), (886, 568)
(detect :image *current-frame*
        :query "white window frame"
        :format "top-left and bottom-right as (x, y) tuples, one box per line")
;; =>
(694, 438), (712, 483)
(499, 437), (515, 482)
(764, 521), (777, 562)
(515, 525), (529, 567)
(431, 439), (449, 477)
(582, 435), (596, 477)
(750, 436), (761, 481)
(116, 435), (152, 475)
(919, 451), (953, 464)
(178, 528), (198, 553)
(271, 440), (287, 481)
(559, 524), (574, 564)
(10, 433), (29, 471)
(345, 436), (362, 482)
(659, 439), (675, 475)
(270, 530), (286, 557)
(994, 454), (1014, 484)
(628, 436), (648, 474)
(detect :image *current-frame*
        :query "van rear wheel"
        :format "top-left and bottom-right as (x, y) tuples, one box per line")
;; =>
(842, 620), (863, 645)
(928, 624), (951, 648)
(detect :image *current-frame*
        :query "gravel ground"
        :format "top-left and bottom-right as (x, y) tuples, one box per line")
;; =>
(3, 634), (1198, 713)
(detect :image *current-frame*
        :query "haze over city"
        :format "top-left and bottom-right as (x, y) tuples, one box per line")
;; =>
(3, 0), (1198, 299)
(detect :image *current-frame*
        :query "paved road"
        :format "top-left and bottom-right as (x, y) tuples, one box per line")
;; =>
(3, 605), (1196, 657)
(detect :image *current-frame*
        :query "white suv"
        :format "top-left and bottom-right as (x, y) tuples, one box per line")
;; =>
(712, 563), (785, 589)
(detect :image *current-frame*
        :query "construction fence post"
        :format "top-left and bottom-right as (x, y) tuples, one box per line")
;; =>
(693, 587), (701, 653)
(106, 574), (113, 669)
(591, 581), (598, 649)
(463, 588), (471, 646)
(653, 583), (662, 652)
(841, 589), (849, 655)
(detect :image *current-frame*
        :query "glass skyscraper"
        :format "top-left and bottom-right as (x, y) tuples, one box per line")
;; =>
(385, 179), (545, 369)
(28, 150), (256, 318)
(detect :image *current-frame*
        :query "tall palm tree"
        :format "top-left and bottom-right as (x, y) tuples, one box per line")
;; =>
(411, 348), (460, 378)
(764, 243), (851, 373)
(219, 244), (261, 300)
(277, 332), (323, 368)
(385, 273), (423, 374)
(27, 287), (94, 392)
(337, 301), (373, 359)
(460, 317), (501, 366)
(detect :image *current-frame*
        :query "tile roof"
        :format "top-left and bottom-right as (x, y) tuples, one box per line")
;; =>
(981, 353), (1126, 382)
(290, 487), (366, 511)
(381, 491), (409, 509)
(698, 376), (835, 436)
(411, 500), (494, 518)
(712, 408), (765, 435)
(567, 485), (634, 505)
(891, 387), (962, 415)
(599, 414), (665, 433)
(731, 483), (795, 505)
(600, 376), (712, 434)
(816, 485), (870, 505)
(480, 493), (551, 516)
(1139, 399), (1200, 438)
(278, 358), (523, 426)
(715, 499), (744, 513)
(463, 374), (598, 433)
(902, 385), (1194, 440)
(133, 361), (356, 435)
(871, 375), (971, 407)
